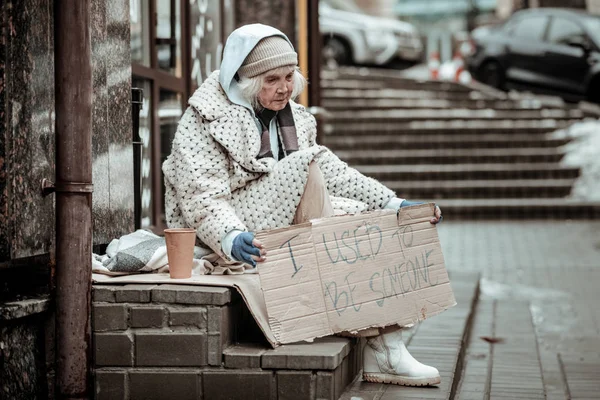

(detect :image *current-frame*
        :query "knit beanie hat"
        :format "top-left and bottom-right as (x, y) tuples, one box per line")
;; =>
(238, 36), (298, 78)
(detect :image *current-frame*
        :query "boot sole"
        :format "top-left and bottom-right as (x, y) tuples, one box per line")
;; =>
(363, 372), (441, 387)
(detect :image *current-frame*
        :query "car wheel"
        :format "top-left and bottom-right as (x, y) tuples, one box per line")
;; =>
(323, 36), (352, 65)
(479, 61), (505, 90)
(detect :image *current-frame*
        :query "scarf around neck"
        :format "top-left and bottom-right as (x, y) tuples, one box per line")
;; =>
(256, 103), (299, 159)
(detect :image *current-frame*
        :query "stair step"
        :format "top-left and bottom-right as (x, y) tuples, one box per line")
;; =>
(321, 79), (472, 93)
(355, 163), (580, 180)
(335, 148), (564, 165)
(322, 88), (489, 101)
(324, 119), (575, 135)
(325, 134), (571, 150)
(223, 337), (354, 370)
(381, 179), (575, 199)
(328, 108), (583, 121)
(322, 97), (552, 111)
(436, 198), (600, 219)
(322, 68), (473, 92)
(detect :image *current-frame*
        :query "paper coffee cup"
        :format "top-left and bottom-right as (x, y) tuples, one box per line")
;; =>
(164, 228), (196, 279)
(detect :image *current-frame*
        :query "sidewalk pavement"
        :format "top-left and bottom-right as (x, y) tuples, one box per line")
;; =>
(342, 220), (600, 400)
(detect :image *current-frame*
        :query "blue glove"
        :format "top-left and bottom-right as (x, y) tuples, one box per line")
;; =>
(400, 200), (425, 208)
(231, 232), (261, 267)
(399, 200), (424, 208)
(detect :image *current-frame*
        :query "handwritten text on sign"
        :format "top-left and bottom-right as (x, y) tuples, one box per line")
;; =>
(256, 205), (455, 345)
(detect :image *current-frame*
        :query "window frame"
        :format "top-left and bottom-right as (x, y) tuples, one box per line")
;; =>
(546, 16), (590, 48)
(131, 0), (189, 232)
(509, 14), (551, 42)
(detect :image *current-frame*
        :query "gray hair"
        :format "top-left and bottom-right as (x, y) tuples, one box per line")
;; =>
(237, 66), (307, 110)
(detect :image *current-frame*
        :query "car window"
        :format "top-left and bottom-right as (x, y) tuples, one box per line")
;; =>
(584, 18), (600, 46)
(512, 16), (548, 41)
(548, 18), (585, 45)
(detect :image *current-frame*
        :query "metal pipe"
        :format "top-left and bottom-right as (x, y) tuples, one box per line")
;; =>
(54, 0), (93, 398)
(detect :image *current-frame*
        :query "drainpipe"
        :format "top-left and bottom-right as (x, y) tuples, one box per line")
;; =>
(54, 0), (93, 398)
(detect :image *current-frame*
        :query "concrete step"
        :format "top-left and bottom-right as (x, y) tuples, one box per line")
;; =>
(381, 179), (575, 199)
(328, 108), (584, 122)
(321, 79), (473, 93)
(322, 97), (555, 111)
(436, 198), (600, 219)
(322, 88), (492, 101)
(355, 163), (580, 181)
(335, 148), (565, 165)
(324, 119), (575, 135)
(322, 68), (473, 93)
(325, 133), (571, 150)
(341, 271), (482, 400)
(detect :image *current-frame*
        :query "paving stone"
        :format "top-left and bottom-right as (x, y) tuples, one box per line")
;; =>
(135, 332), (207, 366)
(223, 343), (266, 369)
(92, 303), (128, 331)
(94, 370), (126, 400)
(168, 306), (207, 329)
(94, 332), (133, 366)
(92, 286), (116, 302)
(130, 306), (165, 328)
(277, 371), (314, 400)
(115, 284), (156, 303)
(203, 370), (275, 400)
(152, 284), (231, 305)
(262, 337), (351, 370)
(129, 370), (200, 400)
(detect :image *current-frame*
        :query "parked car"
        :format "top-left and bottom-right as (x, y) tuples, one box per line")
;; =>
(319, 0), (423, 66)
(467, 8), (600, 103)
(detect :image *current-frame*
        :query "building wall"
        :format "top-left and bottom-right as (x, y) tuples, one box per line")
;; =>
(234, 0), (296, 48)
(588, 0), (600, 14)
(355, 0), (396, 18)
(1, 0), (133, 397)
(0, 0), (133, 266)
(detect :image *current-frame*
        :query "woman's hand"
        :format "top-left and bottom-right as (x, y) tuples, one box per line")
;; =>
(431, 205), (443, 225)
(399, 200), (443, 225)
(231, 232), (267, 267)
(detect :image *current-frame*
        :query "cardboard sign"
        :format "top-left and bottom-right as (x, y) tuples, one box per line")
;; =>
(255, 204), (456, 345)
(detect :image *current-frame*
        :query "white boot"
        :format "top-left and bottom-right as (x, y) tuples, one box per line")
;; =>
(363, 329), (441, 386)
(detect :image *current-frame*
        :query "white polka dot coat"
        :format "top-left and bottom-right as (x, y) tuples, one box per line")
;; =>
(162, 71), (396, 261)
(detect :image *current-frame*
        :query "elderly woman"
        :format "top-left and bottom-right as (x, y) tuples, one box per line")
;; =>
(162, 24), (442, 387)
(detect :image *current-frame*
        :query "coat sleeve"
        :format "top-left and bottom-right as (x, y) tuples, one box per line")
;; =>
(298, 107), (396, 210)
(162, 107), (247, 259)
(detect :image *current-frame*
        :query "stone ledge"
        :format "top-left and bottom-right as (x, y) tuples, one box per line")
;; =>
(92, 283), (233, 305)
(261, 337), (353, 370)
(0, 296), (51, 321)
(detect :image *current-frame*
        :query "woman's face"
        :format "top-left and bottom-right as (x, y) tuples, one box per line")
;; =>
(258, 67), (294, 111)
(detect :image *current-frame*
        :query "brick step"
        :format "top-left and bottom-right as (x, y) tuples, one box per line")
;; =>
(335, 148), (565, 165)
(435, 198), (600, 219)
(321, 97), (552, 111)
(95, 337), (360, 400)
(327, 108), (584, 122)
(325, 134), (571, 150)
(380, 179), (575, 199)
(355, 163), (580, 181)
(341, 271), (482, 399)
(91, 284), (361, 400)
(324, 119), (574, 135)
